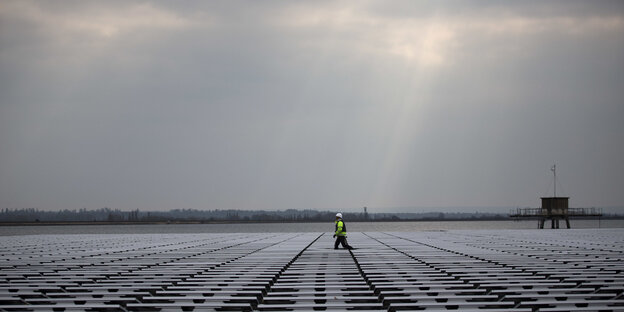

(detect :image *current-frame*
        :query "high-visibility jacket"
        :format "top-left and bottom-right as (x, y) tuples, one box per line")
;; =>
(335, 219), (347, 236)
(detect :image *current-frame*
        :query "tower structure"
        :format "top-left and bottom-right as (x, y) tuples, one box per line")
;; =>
(509, 164), (602, 228)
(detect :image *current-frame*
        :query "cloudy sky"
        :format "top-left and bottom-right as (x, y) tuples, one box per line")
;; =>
(1, 1), (623, 212)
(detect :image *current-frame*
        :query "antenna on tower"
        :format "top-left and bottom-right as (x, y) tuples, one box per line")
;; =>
(551, 164), (557, 197)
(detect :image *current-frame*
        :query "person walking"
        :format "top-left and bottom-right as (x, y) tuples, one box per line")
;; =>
(333, 213), (353, 250)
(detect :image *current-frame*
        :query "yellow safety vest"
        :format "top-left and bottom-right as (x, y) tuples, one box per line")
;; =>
(335, 220), (347, 236)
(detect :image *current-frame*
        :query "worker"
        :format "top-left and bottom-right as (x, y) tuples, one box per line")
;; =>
(333, 213), (353, 250)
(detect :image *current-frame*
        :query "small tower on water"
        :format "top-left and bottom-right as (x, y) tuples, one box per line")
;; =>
(539, 196), (570, 229)
(540, 164), (570, 228)
(510, 164), (602, 229)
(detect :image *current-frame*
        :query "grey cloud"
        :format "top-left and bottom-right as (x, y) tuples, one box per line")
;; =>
(1, 1), (623, 211)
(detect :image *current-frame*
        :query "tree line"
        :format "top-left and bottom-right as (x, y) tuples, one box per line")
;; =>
(0, 207), (514, 223)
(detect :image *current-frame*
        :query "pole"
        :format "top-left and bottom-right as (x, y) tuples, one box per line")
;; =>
(552, 164), (556, 198)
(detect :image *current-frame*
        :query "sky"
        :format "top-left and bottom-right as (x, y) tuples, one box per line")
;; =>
(1, 1), (623, 213)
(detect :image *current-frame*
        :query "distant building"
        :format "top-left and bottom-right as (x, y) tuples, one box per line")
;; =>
(539, 197), (569, 228)
(510, 197), (602, 229)
(510, 165), (602, 229)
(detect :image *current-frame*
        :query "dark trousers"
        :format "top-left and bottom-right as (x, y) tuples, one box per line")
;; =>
(334, 236), (352, 249)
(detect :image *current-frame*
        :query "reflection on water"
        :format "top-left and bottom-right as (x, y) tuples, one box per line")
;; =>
(1, 219), (621, 236)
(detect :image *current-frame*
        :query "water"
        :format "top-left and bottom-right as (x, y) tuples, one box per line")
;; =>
(1, 219), (621, 236)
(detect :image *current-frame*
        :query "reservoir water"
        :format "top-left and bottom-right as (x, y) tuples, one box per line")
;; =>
(1, 219), (621, 236)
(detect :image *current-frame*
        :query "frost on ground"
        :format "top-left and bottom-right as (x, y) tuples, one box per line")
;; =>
(1, 230), (623, 311)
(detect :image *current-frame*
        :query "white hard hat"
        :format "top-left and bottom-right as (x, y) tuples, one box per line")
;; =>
(336, 213), (342, 218)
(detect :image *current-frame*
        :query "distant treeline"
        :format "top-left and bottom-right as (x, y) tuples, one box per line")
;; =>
(2, 208), (619, 224)
(0, 208), (518, 223)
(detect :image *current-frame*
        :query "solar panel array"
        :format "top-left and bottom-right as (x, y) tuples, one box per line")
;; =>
(1, 229), (622, 311)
